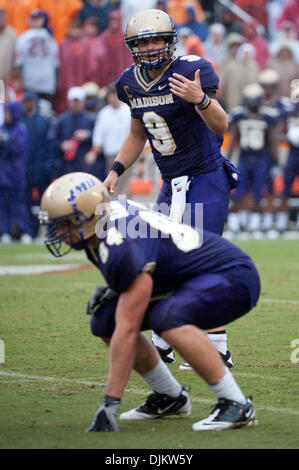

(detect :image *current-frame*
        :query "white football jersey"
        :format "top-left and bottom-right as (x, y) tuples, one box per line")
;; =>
(14, 28), (59, 94)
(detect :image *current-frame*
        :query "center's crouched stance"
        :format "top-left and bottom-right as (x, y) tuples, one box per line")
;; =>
(40, 172), (260, 432)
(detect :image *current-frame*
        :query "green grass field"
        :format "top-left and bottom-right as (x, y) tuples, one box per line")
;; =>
(0, 240), (299, 450)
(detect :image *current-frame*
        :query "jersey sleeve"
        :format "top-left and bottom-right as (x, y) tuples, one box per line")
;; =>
(198, 59), (219, 92)
(105, 241), (151, 293)
(179, 56), (219, 92)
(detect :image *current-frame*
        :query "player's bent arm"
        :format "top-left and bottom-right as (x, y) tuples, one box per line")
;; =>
(106, 272), (153, 398)
(195, 99), (228, 135)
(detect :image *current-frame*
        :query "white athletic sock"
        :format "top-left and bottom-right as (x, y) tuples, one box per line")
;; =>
(227, 212), (240, 233)
(207, 332), (227, 355)
(239, 210), (248, 230)
(276, 211), (288, 232)
(262, 213), (274, 231)
(247, 212), (261, 232)
(209, 367), (246, 404)
(142, 359), (182, 398)
(152, 331), (170, 350)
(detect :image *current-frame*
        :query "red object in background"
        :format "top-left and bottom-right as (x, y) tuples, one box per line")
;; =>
(129, 178), (153, 195)
(64, 138), (79, 161)
(274, 175), (299, 195)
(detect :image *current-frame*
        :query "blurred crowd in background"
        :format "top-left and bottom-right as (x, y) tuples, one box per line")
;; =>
(0, 0), (298, 244)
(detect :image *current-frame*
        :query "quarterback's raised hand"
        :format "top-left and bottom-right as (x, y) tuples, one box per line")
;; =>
(103, 171), (119, 194)
(86, 395), (121, 432)
(168, 69), (205, 104)
(86, 285), (117, 315)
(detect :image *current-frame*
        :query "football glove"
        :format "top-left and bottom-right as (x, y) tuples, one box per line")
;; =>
(86, 395), (121, 432)
(86, 285), (117, 315)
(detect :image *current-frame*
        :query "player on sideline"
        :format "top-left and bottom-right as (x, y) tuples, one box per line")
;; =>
(39, 172), (259, 432)
(103, 9), (240, 369)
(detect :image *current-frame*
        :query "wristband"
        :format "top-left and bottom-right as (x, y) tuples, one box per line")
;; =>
(110, 161), (125, 176)
(195, 93), (211, 111)
(104, 395), (121, 406)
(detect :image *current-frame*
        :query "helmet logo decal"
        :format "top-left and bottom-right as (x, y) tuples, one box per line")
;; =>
(138, 28), (155, 35)
(67, 178), (96, 203)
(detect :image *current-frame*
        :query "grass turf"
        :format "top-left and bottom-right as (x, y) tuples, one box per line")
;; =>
(0, 240), (298, 450)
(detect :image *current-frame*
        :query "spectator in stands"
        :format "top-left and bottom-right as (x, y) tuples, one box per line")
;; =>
(14, 10), (59, 116)
(85, 84), (131, 195)
(241, 19), (270, 70)
(266, 0), (285, 41)
(120, 0), (158, 31)
(276, 0), (299, 40)
(175, 26), (205, 57)
(48, 86), (101, 178)
(95, 10), (132, 86)
(78, 0), (118, 33)
(235, 42), (259, 79)
(0, 101), (31, 244)
(234, 0), (268, 29)
(82, 15), (101, 38)
(55, 19), (89, 115)
(218, 32), (246, 112)
(203, 23), (227, 66)
(166, 0), (205, 27)
(38, 0), (83, 44)
(219, 7), (242, 35)
(0, 0), (39, 36)
(266, 41), (299, 98)
(81, 82), (105, 118)
(22, 91), (53, 238)
(270, 21), (299, 61)
(0, 86), (16, 127)
(178, 5), (209, 41)
(0, 9), (16, 82)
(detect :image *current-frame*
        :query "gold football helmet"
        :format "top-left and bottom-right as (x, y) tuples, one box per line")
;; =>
(258, 69), (280, 86)
(125, 9), (178, 69)
(39, 172), (110, 257)
(242, 83), (265, 113)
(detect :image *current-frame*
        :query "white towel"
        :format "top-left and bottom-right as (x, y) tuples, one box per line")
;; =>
(169, 176), (190, 223)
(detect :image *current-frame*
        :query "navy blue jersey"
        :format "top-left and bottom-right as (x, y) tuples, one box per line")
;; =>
(86, 200), (258, 299)
(115, 55), (224, 181)
(270, 96), (293, 122)
(229, 105), (277, 158)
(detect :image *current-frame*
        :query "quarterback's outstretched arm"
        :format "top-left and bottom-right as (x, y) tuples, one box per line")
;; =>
(103, 118), (147, 193)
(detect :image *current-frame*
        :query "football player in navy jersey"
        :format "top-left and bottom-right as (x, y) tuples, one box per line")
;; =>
(226, 83), (278, 238)
(103, 9), (240, 368)
(257, 69), (293, 237)
(276, 83), (299, 233)
(39, 172), (259, 432)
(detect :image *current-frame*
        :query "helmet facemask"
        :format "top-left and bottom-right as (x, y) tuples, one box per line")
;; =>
(39, 210), (92, 257)
(39, 172), (110, 257)
(126, 33), (177, 69)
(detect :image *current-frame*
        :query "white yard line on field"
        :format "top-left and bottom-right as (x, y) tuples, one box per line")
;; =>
(260, 298), (299, 305)
(0, 370), (298, 416)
